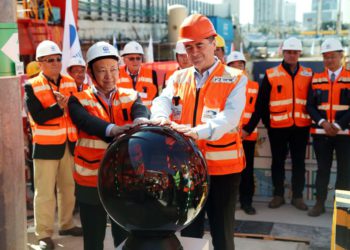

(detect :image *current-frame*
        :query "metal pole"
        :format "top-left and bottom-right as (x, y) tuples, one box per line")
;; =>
(0, 0), (27, 249)
(316, 0), (322, 37)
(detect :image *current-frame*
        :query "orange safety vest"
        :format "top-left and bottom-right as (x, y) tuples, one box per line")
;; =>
(28, 72), (77, 145)
(170, 62), (245, 175)
(266, 64), (312, 128)
(118, 65), (157, 108)
(73, 87), (137, 187)
(242, 79), (259, 141)
(310, 68), (350, 135)
(77, 83), (90, 92)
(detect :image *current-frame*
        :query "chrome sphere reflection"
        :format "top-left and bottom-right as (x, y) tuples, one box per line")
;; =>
(98, 125), (209, 249)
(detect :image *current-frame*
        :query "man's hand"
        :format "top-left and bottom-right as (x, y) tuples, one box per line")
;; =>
(321, 121), (338, 136)
(110, 124), (133, 137)
(170, 123), (199, 140)
(133, 117), (150, 126)
(54, 91), (68, 109)
(150, 117), (172, 126)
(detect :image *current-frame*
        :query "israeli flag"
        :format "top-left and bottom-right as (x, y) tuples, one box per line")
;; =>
(61, 0), (82, 75)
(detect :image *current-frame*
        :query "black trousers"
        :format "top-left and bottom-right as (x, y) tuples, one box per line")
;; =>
(268, 126), (310, 198)
(312, 135), (350, 201)
(79, 202), (129, 250)
(239, 140), (256, 206)
(181, 173), (241, 250)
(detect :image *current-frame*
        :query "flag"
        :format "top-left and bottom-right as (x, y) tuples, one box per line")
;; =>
(112, 32), (120, 54)
(61, 0), (82, 75)
(146, 34), (154, 63)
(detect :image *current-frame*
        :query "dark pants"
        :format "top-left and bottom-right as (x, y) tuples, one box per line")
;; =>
(268, 126), (310, 198)
(239, 140), (256, 207)
(79, 202), (129, 250)
(181, 173), (241, 250)
(312, 135), (350, 201)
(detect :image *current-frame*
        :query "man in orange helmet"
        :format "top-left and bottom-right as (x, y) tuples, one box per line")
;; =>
(151, 14), (247, 250)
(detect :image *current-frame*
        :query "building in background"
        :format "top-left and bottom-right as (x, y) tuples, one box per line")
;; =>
(303, 0), (350, 30)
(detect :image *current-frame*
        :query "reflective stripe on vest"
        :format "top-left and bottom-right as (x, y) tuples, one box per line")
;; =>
(75, 163), (98, 176)
(77, 138), (108, 150)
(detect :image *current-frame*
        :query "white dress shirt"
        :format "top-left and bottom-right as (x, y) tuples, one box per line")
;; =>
(151, 60), (247, 141)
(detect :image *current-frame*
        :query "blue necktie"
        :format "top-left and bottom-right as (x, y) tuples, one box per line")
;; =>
(331, 73), (335, 83)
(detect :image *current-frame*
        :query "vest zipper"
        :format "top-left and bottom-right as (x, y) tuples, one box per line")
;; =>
(330, 78), (334, 123)
(192, 88), (201, 127)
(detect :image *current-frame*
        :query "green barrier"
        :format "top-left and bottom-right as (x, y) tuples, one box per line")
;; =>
(0, 23), (18, 77)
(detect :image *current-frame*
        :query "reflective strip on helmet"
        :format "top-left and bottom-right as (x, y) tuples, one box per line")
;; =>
(270, 98), (293, 106)
(77, 138), (108, 149)
(270, 113), (291, 121)
(138, 76), (153, 83)
(206, 150), (239, 161)
(313, 128), (349, 135)
(295, 98), (307, 105)
(294, 112), (310, 119)
(317, 104), (330, 110)
(247, 88), (258, 94)
(34, 128), (67, 136)
(243, 113), (252, 119)
(75, 163), (98, 176)
(60, 81), (77, 89)
(33, 85), (51, 92)
(333, 105), (349, 111)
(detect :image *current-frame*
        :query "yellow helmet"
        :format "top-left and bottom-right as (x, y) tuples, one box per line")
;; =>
(215, 34), (225, 48)
(26, 61), (41, 78)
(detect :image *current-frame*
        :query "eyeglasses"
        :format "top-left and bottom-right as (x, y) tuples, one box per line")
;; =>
(126, 57), (142, 62)
(40, 57), (62, 63)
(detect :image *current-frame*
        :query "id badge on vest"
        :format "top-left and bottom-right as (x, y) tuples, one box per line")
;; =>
(172, 104), (183, 120)
(201, 106), (219, 122)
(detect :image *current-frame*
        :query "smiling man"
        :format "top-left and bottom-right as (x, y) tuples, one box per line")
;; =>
(247, 37), (313, 212)
(151, 14), (247, 250)
(118, 41), (158, 108)
(307, 38), (350, 217)
(24, 40), (82, 249)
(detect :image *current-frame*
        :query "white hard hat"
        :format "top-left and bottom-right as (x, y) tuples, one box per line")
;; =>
(174, 41), (187, 54)
(67, 57), (86, 69)
(321, 38), (343, 53)
(36, 40), (62, 60)
(86, 41), (120, 64)
(282, 37), (302, 51)
(226, 51), (246, 65)
(121, 41), (144, 56)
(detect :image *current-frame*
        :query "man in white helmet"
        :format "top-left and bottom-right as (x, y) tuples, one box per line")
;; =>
(162, 41), (192, 90)
(68, 41), (149, 249)
(247, 37), (313, 211)
(307, 38), (350, 217)
(118, 41), (158, 108)
(226, 51), (259, 215)
(66, 57), (89, 92)
(24, 40), (82, 249)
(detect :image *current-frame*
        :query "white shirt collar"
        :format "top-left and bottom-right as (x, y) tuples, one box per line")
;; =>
(328, 67), (342, 79)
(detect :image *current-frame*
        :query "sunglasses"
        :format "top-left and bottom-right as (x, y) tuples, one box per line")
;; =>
(126, 57), (142, 62)
(41, 57), (62, 63)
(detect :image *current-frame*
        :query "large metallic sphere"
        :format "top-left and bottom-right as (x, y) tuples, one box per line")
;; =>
(98, 125), (209, 238)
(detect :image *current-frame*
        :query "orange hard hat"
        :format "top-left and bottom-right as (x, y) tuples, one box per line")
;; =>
(179, 14), (217, 43)
(26, 61), (41, 78)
